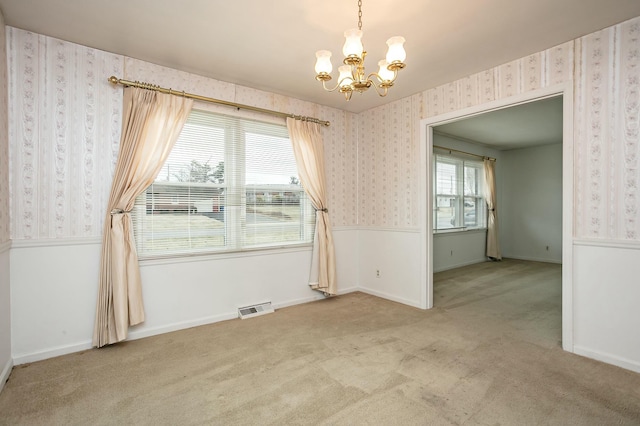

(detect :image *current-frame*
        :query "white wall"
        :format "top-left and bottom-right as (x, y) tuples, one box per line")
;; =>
(10, 241), (333, 363)
(0, 9), (13, 392)
(358, 229), (423, 308)
(502, 143), (562, 263)
(0, 247), (10, 391)
(573, 241), (640, 373)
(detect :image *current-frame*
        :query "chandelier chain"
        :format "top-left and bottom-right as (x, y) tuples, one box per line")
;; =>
(358, 0), (363, 30)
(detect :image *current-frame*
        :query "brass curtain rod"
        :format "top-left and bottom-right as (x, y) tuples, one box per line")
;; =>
(107, 76), (330, 127)
(433, 145), (496, 162)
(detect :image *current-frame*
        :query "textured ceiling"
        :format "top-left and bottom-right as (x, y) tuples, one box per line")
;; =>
(0, 0), (639, 113)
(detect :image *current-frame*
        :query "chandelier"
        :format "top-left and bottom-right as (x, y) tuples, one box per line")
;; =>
(314, 0), (407, 100)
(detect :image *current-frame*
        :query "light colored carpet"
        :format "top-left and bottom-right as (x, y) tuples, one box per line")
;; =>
(1, 259), (639, 425)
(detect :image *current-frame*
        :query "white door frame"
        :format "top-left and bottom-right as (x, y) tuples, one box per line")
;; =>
(418, 83), (574, 352)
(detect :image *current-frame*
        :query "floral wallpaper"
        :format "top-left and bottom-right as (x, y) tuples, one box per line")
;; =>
(575, 19), (640, 240)
(7, 28), (357, 240)
(358, 15), (640, 241)
(0, 14), (9, 245)
(6, 16), (640, 241)
(358, 94), (422, 228)
(7, 28), (123, 240)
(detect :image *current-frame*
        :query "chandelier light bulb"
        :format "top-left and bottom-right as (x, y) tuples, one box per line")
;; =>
(377, 60), (395, 81)
(342, 29), (364, 58)
(315, 50), (333, 75)
(385, 36), (406, 64)
(338, 65), (354, 88)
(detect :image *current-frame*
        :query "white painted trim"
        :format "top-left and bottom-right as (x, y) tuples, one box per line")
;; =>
(420, 121), (432, 309)
(420, 83), (575, 352)
(10, 236), (101, 249)
(503, 255), (562, 264)
(126, 311), (240, 343)
(357, 226), (421, 233)
(433, 259), (489, 273)
(332, 226), (360, 232)
(11, 290), (341, 365)
(139, 244), (313, 267)
(573, 238), (640, 250)
(336, 286), (359, 296)
(561, 82), (575, 352)
(13, 341), (94, 365)
(433, 228), (487, 237)
(0, 358), (12, 394)
(357, 287), (423, 309)
(0, 240), (10, 254)
(573, 345), (640, 374)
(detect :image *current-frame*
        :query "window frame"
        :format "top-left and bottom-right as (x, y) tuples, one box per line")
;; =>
(132, 109), (315, 259)
(433, 153), (487, 233)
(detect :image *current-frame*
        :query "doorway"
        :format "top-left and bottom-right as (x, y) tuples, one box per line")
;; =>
(419, 84), (574, 352)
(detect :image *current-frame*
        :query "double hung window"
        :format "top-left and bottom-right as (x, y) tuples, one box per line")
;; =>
(132, 110), (315, 257)
(433, 153), (486, 231)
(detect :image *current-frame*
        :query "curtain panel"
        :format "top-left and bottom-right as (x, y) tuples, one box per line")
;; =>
(93, 87), (193, 348)
(286, 118), (337, 295)
(483, 159), (502, 260)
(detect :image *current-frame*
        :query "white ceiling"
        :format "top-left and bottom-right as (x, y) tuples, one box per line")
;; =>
(0, 0), (639, 114)
(435, 96), (564, 150)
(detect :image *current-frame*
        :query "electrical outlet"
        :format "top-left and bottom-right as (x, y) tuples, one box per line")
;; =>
(546, 246), (549, 251)
(450, 250), (454, 257)
(376, 269), (380, 278)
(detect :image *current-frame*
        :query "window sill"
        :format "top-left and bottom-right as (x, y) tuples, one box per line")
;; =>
(138, 243), (313, 266)
(433, 227), (487, 236)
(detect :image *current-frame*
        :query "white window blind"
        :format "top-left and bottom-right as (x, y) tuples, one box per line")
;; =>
(132, 110), (315, 257)
(434, 153), (486, 231)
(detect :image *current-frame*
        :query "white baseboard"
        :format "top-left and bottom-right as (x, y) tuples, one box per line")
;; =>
(503, 255), (562, 264)
(0, 357), (13, 394)
(127, 311), (239, 342)
(12, 292), (339, 365)
(573, 345), (640, 374)
(434, 258), (487, 273)
(13, 341), (93, 365)
(357, 287), (423, 309)
(337, 286), (359, 295)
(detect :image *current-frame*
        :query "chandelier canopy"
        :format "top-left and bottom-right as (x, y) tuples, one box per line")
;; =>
(314, 0), (407, 100)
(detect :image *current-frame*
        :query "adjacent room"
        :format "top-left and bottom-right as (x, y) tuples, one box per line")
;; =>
(1, 0), (640, 423)
(431, 95), (565, 349)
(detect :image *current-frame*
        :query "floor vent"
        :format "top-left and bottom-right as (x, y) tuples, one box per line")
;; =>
(238, 302), (274, 319)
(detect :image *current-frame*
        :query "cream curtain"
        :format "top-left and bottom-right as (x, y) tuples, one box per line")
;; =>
(286, 118), (337, 295)
(484, 159), (502, 260)
(93, 87), (193, 348)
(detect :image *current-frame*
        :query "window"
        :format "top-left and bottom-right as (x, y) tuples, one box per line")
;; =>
(132, 110), (315, 257)
(433, 153), (486, 231)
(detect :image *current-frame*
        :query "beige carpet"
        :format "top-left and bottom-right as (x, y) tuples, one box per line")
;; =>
(1, 259), (639, 425)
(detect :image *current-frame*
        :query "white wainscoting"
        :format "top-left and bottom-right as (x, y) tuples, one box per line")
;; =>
(0, 246), (12, 393)
(357, 228), (424, 308)
(332, 227), (359, 295)
(9, 239), (355, 364)
(572, 240), (640, 373)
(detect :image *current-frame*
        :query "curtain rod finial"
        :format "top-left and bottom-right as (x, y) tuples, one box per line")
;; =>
(108, 76), (119, 85)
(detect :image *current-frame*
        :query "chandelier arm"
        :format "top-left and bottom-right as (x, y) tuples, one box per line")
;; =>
(321, 76), (356, 93)
(370, 80), (390, 97)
